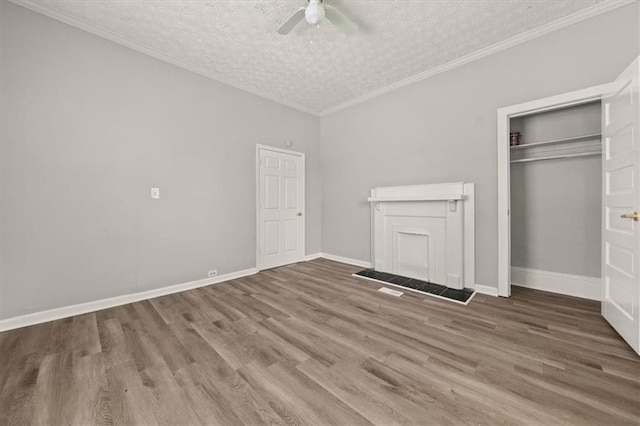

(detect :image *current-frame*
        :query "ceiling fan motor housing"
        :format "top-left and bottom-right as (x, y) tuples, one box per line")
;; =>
(305, 0), (325, 25)
(277, 0), (357, 36)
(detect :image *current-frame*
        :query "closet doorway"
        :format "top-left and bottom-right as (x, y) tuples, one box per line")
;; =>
(497, 58), (640, 355)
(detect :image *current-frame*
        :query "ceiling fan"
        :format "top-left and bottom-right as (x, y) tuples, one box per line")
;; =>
(277, 0), (358, 36)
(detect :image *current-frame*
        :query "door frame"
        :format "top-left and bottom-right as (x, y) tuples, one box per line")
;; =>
(496, 83), (612, 297)
(255, 144), (306, 272)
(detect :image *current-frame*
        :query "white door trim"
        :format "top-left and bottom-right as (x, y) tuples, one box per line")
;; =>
(496, 83), (612, 297)
(255, 144), (305, 272)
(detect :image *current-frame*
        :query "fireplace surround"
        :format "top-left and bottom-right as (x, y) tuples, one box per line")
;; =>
(368, 182), (475, 290)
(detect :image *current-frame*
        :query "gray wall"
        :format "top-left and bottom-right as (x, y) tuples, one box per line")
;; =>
(510, 102), (602, 278)
(320, 3), (638, 289)
(1, 2), (638, 321)
(0, 2), (321, 320)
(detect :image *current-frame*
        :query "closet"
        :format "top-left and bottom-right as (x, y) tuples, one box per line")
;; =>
(509, 101), (602, 300)
(498, 58), (640, 355)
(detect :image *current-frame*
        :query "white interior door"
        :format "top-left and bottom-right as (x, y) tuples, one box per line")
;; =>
(257, 146), (305, 271)
(602, 58), (640, 355)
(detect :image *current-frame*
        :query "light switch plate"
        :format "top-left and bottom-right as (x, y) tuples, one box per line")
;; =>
(151, 188), (160, 199)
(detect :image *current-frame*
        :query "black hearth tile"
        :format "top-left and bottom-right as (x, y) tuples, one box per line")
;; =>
(417, 282), (447, 295)
(375, 272), (399, 282)
(356, 269), (397, 282)
(403, 279), (427, 290)
(389, 275), (412, 285)
(354, 269), (475, 304)
(440, 288), (474, 302)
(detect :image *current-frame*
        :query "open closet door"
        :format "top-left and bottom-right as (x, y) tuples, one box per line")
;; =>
(602, 57), (640, 355)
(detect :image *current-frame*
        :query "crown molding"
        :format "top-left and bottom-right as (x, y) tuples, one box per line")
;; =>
(8, 0), (635, 117)
(8, 0), (322, 117)
(320, 0), (636, 116)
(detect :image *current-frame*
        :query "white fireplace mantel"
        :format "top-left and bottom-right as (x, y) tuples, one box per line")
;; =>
(368, 182), (475, 290)
(367, 194), (465, 202)
(368, 181), (467, 201)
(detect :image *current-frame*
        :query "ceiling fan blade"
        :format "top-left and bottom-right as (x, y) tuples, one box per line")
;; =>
(277, 7), (306, 35)
(324, 5), (358, 35)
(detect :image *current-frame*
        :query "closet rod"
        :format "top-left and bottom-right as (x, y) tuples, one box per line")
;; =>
(510, 151), (601, 164)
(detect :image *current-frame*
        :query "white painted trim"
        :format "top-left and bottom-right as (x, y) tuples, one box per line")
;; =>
(497, 105), (511, 297)
(463, 184), (476, 289)
(511, 267), (602, 301)
(304, 252), (322, 261)
(369, 182), (475, 290)
(319, 252), (372, 268)
(0, 252), (496, 331)
(368, 195), (464, 202)
(475, 285), (499, 297)
(320, 1), (634, 116)
(498, 84), (613, 118)
(0, 268), (257, 332)
(497, 83), (611, 297)
(255, 144), (306, 272)
(9, 0), (632, 117)
(8, 0), (320, 117)
(255, 144), (306, 158)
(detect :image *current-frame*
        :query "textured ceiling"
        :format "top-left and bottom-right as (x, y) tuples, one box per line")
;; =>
(13, 0), (612, 114)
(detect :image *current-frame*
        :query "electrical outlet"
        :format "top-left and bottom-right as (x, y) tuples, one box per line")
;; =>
(208, 270), (218, 278)
(151, 188), (160, 199)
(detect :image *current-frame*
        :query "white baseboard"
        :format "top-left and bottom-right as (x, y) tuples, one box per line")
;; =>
(0, 267), (257, 332)
(304, 252), (322, 261)
(319, 252), (372, 268)
(1, 253), (503, 332)
(511, 267), (601, 301)
(475, 284), (499, 297)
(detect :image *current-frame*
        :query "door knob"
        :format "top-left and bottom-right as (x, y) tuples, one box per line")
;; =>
(297, 212), (303, 217)
(620, 212), (639, 221)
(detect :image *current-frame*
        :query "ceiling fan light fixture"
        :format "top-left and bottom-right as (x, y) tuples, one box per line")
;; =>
(277, 0), (357, 36)
(305, 0), (325, 25)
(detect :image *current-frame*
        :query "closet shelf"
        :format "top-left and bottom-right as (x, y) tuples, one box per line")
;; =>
(510, 151), (601, 164)
(510, 133), (601, 151)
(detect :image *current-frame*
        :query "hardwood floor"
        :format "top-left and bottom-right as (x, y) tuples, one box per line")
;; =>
(1, 258), (638, 425)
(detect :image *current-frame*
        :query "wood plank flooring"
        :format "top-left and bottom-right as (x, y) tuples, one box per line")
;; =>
(1, 258), (638, 425)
